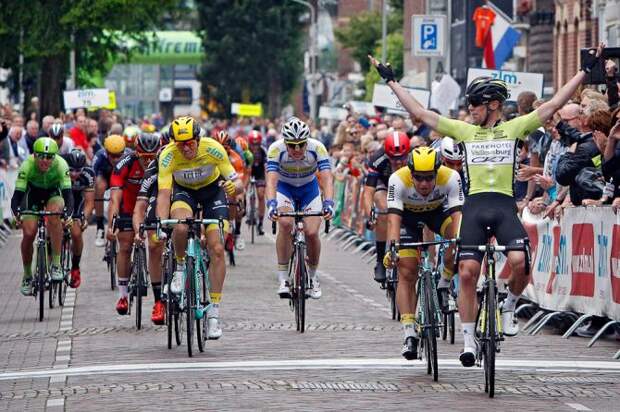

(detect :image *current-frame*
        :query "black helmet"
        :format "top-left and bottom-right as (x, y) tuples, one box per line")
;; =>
(48, 122), (64, 140)
(136, 132), (160, 154)
(465, 76), (510, 105)
(64, 149), (87, 170)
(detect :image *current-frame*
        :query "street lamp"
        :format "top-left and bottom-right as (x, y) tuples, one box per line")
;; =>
(291, 0), (318, 122)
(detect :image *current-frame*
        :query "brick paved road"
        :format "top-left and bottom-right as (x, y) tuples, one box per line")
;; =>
(0, 225), (618, 411)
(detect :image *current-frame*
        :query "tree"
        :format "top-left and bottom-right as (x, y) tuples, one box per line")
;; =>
(0, 0), (180, 117)
(196, 0), (305, 118)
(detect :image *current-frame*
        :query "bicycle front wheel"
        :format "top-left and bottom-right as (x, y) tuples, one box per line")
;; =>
(185, 256), (195, 357)
(110, 241), (117, 290)
(37, 242), (47, 322)
(297, 245), (307, 333)
(424, 273), (439, 382)
(135, 247), (146, 330)
(484, 280), (497, 398)
(196, 268), (206, 353)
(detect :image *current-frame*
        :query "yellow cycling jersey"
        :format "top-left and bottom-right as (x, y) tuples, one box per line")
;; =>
(158, 137), (238, 191)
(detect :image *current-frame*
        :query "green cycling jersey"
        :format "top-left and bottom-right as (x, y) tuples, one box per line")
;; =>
(436, 110), (542, 197)
(15, 155), (72, 192)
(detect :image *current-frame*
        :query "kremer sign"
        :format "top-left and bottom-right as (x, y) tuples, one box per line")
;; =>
(123, 31), (205, 65)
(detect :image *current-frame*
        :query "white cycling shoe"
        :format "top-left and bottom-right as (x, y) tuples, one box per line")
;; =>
(277, 279), (291, 298)
(170, 270), (184, 294)
(208, 317), (222, 339)
(95, 229), (105, 247)
(500, 303), (519, 336)
(309, 278), (321, 299)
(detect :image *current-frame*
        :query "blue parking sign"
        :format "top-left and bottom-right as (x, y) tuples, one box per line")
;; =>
(421, 24), (437, 50)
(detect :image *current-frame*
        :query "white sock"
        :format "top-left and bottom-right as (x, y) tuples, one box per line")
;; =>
(309, 266), (317, 280)
(118, 278), (129, 298)
(503, 291), (520, 312)
(437, 276), (451, 288)
(462, 322), (476, 348)
(277, 270), (288, 283)
(208, 303), (220, 319)
(403, 323), (418, 339)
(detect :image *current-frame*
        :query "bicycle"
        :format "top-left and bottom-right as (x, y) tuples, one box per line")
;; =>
(19, 210), (66, 322)
(389, 235), (457, 382)
(158, 217), (225, 357)
(272, 211), (329, 333)
(435, 241), (457, 345)
(54, 223), (73, 308)
(370, 207), (397, 320)
(103, 215), (118, 291)
(458, 228), (530, 398)
(246, 177), (257, 244)
(128, 223), (153, 330)
(158, 226), (178, 349)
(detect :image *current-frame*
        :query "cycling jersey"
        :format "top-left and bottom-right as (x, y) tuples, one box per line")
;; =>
(387, 165), (464, 214)
(65, 165), (95, 218)
(110, 152), (147, 215)
(93, 148), (130, 182)
(266, 138), (331, 186)
(435, 110), (542, 197)
(158, 137), (238, 191)
(250, 146), (267, 180)
(365, 149), (393, 189)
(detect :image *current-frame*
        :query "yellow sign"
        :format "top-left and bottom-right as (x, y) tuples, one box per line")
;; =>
(87, 91), (117, 111)
(231, 103), (263, 117)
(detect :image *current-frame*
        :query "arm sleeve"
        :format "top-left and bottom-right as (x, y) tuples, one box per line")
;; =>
(11, 190), (24, 216)
(315, 142), (331, 171)
(84, 167), (96, 190)
(386, 174), (405, 215)
(603, 153), (620, 181)
(109, 160), (128, 188)
(59, 159), (72, 190)
(266, 145), (280, 173)
(215, 146), (239, 181)
(62, 188), (74, 216)
(445, 171), (465, 212)
(508, 110), (544, 141)
(14, 159), (31, 192)
(435, 117), (477, 142)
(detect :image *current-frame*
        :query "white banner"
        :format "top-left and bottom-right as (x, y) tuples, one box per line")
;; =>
(319, 106), (348, 121)
(466, 68), (544, 100)
(372, 83), (430, 112)
(63, 89), (110, 110)
(0, 168), (17, 219)
(517, 207), (620, 321)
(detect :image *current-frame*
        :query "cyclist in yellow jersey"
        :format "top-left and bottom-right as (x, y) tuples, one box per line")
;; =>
(370, 43), (604, 366)
(156, 116), (243, 340)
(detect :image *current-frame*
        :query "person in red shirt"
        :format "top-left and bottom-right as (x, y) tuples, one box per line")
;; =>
(106, 132), (160, 317)
(70, 115), (90, 151)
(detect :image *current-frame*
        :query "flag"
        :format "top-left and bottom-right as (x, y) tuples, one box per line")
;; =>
(481, 3), (522, 69)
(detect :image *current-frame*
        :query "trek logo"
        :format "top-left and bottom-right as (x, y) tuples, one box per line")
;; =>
(570, 223), (595, 297)
(466, 141), (513, 165)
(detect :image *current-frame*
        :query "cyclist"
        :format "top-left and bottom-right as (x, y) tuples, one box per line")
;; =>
(156, 116), (243, 339)
(11, 138), (74, 295)
(383, 147), (463, 360)
(266, 116), (334, 299)
(93, 134), (127, 247)
(235, 135), (254, 174)
(108, 132), (160, 315)
(48, 122), (75, 155)
(214, 130), (247, 251)
(123, 125), (141, 150)
(248, 130), (267, 235)
(61, 149), (95, 289)
(363, 131), (410, 283)
(370, 44), (602, 366)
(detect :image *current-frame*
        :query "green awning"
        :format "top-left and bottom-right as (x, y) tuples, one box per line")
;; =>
(123, 31), (204, 65)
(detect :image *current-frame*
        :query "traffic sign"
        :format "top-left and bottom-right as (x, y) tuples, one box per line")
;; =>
(412, 15), (446, 58)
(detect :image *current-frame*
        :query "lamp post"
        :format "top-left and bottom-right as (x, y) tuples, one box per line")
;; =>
(291, 0), (318, 122)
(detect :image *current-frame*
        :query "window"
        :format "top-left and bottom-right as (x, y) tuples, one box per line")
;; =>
(173, 87), (193, 105)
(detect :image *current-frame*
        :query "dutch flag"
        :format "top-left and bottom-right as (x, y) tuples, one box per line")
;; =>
(483, 3), (522, 70)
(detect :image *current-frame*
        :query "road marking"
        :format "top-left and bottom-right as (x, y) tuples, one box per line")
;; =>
(1, 358), (619, 381)
(565, 403), (592, 411)
(46, 398), (65, 407)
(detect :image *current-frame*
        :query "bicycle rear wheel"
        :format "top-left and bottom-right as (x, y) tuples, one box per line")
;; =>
(448, 311), (455, 344)
(297, 245), (307, 333)
(185, 256), (195, 357)
(110, 241), (117, 290)
(135, 247), (146, 330)
(196, 268), (206, 353)
(484, 280), (497, 398)
(425, 273), (439, 382)
(59, 236), (70, 307)
(37, 242), (46, 322)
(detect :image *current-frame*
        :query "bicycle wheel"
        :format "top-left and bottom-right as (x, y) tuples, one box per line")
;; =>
(59, 236), (70, 307)
(485, 280), (497, 398)
(135, 247), (146, 330)
(297, 245), (307, 334)
(448, 311), (455, 345)
(425, 272), (439, 382)
(163, 254), (173, 349)
(185, 256), (195, 357)
(110, 241), (117, 290)
(196, 267), (206, 353)
(37, 242), (46, 322)
(49, 278), (57, 309)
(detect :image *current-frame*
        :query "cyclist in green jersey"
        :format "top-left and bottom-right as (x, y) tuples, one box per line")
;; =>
(370, 43), (604, 366)
(11, 138), (74, 296)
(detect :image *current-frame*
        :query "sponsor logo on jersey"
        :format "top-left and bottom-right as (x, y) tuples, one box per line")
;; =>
(466, 140), (514, 165)
(161, 152), (173, 168)
(206, 146), (224, 160)
(387, 184), (396, 202)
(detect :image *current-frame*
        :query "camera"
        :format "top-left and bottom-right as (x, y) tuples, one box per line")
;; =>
(581, 47), (620, 85)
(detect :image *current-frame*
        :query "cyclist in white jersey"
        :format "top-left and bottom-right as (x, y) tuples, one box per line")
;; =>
(265, 117), (334, 299)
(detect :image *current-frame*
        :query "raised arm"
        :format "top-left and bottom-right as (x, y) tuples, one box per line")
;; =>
(368, 55), (441, 130)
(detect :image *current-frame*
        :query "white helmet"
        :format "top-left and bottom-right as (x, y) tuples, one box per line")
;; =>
(281, 116), (310, 143)
(440, 137), (463, 161)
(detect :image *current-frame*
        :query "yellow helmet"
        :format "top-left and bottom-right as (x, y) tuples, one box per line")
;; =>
(104, 134), (126, 155)
(170, 116), (200, 142)
(141, 123), (156, 133)
(407, 146), (441, 173)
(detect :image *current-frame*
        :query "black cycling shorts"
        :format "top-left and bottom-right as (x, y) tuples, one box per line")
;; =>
(22, 186), (63, 212)
(114, 213), (134, 232)
(400, 208), (452, 244)
(171, 181), (229, 222)
(458, 193), (528, 262)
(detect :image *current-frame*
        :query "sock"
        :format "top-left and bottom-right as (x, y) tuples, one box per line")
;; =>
(309, 265), (318, 280)
(52, 253), (61, 267)
(376, 241), (386, 265)
(400, 313), (418, 338)
(152, 282), (162, 302)
(96, 216), (104, 231)
(462, 322), (476, 348)
(277, 263), (288, 283)
(209, 293), (221, 318)
(71, 254), (81, 270)
(437, 277), (451, 289)
(503, 291), (520, 312)
(176, 257), (186, 273)
(23, 264), (32, 279)
(118, 278), (129, 298)
(234, 223), (241, 235)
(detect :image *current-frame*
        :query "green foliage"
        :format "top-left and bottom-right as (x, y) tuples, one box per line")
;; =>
(196, 0), (305, 117)
(364, 32), (404, 101)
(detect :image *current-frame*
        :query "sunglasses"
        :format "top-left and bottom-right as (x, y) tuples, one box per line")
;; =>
(466, 96), (487, 107)
(286, 141), (307, 150)
(443, 158), (462, 167)
(412, 173), (436, 182)
(35, 153), (55, 160)
(69, 168), (83, 173)
(176, 139), (198, 148)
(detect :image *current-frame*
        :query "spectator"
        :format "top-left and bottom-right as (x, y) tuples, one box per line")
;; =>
(604, 59), (619, 109)
(410, 135), (425, 149)
(24, 120), (39, 153)
(70, 115), (89, 151)
(7, 126), (28, 167)
(109, 122), (123, 136)
(38, 115), (55, 137)
(87, 118), (102, 154)
(601, 106), (620, 203)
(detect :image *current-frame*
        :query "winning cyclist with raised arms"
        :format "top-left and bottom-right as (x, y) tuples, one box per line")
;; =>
(370, 43), (603, 367)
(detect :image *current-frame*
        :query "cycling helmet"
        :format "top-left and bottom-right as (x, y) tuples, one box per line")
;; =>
(170, 116), (200, 142)
(281, 116), (310, 143)
(48, 122), (64, 140)
(159, 127), (171, 146)
(122, 125), (141, 146)
(408, 146), (441, 173)
(103, 134), (126, 155)
(248, 130), (262, 145)
(384, 131), (410, 159)
(33, 137), (58, 155)
(440, 137), (464, 161)
(465, 76), (509, 104)
(65, 149), (87, 169)
(199, 127), (207, 138)
(236, 136), (248, 151)
(136, 132), (161, 155)
(141, 123), (156, 133)
(215, 130), (231, 147)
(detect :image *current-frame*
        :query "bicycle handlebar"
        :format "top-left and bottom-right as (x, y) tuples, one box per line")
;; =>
(18, 210), (65, 217)
(271, 211), (330, 235)
(398, 238), (458, 250)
